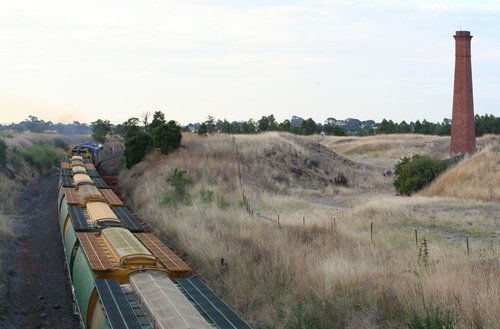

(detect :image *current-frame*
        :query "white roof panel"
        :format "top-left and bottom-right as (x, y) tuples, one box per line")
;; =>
(130, 272), (213, 329)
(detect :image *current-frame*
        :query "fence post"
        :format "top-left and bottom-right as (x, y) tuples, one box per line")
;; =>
(277, 214), (280, 225)
(220, 258), (226, 275)
(303, 217), (305, 226)
(466, 237), (470, 256)
(415, 229), (418, 247)
(370, 222), (373, 240)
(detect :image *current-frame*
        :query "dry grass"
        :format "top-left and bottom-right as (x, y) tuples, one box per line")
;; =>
(316, 134), (450, 168)
(421, 144), (500, 202)
(120, 133), (499, 329)
(317, 134), (499, 169)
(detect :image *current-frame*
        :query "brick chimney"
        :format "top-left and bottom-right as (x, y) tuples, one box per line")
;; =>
(450, 31), (476, 157)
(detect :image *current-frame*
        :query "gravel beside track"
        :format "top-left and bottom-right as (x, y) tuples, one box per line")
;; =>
(2, 172), (81, 329)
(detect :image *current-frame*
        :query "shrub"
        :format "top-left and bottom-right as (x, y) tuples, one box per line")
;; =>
(334, 171), (349, 186)
(217, 196), (230, 209)
(51, 137), (69, 150)
(407, 305), (455, 329)
(393, 155), (447, 196)
(167, 169), (192, 199)
(162, 169), (192, 208)
(199, 188), (215, 205)
(0, 139), (6, 167)
(21, 144), (59, 175)
(124, 131), (153, 169)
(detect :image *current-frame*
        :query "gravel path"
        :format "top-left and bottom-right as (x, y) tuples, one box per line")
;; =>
(2, 172), (81, 329)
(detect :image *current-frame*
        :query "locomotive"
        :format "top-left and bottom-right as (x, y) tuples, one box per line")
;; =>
(67, 142), (104, 167)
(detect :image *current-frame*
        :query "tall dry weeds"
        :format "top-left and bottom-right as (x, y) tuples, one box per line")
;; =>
(120, 133), (499, 329)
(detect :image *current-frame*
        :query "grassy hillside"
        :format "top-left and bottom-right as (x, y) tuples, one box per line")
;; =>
(317, 134), (450, 168)
(421, 138), (500, 202)
(120, 132), (499, 329)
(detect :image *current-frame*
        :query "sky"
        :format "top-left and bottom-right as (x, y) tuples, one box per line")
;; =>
(0, 0), (499, 126)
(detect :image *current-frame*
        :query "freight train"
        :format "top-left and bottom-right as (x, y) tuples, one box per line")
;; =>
(58, 144), (251, 329)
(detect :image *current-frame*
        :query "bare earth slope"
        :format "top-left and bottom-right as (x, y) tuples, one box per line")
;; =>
(3, 173), (80, 329)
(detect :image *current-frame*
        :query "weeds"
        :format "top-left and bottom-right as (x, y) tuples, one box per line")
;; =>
(51, 137), (69, 150)
(334, 171), (349, 186)
(199, 189), (215, 205)
(418, 238), (430, 267)
(407, 305), (455, 329)
(162, 169), (193, 208)
(21, 144), (59, 175)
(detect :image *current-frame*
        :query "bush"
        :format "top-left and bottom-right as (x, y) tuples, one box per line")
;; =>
(407, 305), (455, 329)
(334, 171), (349, 186)
(51, 137), (69, 150)
(21, 144), (59, 175)
(167, 169), (192, 199)
(124, 131), (153, 169)
(393, 155), (447, 196)
(0, 139), (6, 167)
(199, 188), (215, 205)
(162, 169), (192, 208)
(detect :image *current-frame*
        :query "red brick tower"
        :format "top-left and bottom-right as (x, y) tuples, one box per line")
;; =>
(450, 31), (476, 157)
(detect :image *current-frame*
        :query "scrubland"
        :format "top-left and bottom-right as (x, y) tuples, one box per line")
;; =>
(120, 132), (499, 329)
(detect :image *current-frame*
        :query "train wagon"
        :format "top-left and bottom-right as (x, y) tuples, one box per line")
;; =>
(58, 154), (252, 329)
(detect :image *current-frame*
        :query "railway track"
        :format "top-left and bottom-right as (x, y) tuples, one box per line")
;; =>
(98, 152), (123, 169)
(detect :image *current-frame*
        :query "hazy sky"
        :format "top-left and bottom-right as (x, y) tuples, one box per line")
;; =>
(0, 0), (499, 125)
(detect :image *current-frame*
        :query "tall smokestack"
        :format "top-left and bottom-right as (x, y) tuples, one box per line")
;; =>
(450, 31), (476, 157)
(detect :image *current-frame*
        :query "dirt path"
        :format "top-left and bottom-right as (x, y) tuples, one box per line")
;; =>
(2, 173), (81, 329)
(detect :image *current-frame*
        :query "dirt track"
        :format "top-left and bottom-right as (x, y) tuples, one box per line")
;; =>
(3, 172), (80, 329)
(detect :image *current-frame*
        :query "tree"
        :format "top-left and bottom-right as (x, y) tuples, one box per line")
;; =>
(475, 114), (500, 136)
(91, 119), (112, 143)
(413, 120), (423, 134)
(437, 118), (451, 136)
(241, 119), (257, 134)
(377, 119), (396, 134)
(142, 111), (151, 132)
(122, 118), (141, 140)
(393, 155), (448, 196)
(197, 123), (208, 135)
(258, 116), (269, 132)
(221, 120), (240, 134)
(258, 114), (278, 132)
(324, 123), (346, 136)
(150, 111), (166, 130)
(25, 115), (47, 133)
(398, 121), (411, 134)
(124, 131), (153, 168)
(0, 139), (6, 167)
(301, 118), (317, 135)
(198, 116), (215, 135)
(151, 121), (182, 154)
(278, 119), (291, 132)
